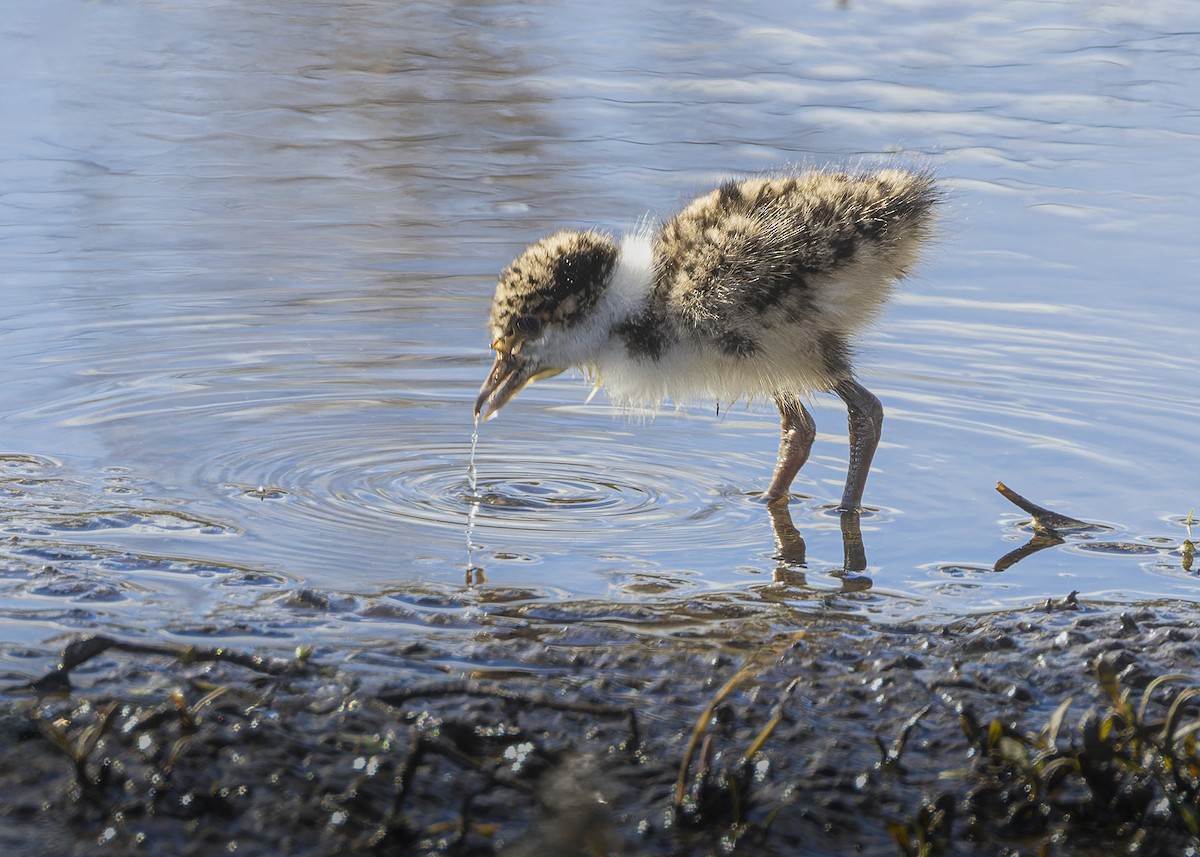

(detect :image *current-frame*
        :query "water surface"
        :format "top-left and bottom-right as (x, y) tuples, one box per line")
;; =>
(2, 0), (1198, 671)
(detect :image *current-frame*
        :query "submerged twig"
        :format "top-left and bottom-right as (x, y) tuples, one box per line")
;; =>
(993, 483), (1113, 572)
(25, 634), (308, 693)
(995, 482), (1106, 534)
(376, 679), (639, 748)
(674, 669), (746, 812)
(674, 632), (805, 810)
(742, 678), (800, 763)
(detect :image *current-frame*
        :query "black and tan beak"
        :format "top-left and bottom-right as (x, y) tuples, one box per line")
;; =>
(474, 347), (565, 421)
(474, 350), (532, 421)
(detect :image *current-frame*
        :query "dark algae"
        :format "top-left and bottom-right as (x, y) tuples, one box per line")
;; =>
(4, 599), (1200, 856)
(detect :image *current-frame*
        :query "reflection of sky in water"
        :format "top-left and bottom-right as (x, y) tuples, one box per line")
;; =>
(0, 0), (1198, 655)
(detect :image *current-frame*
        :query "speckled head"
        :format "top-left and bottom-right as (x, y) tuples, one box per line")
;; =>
(475, 230), (618, 420)
(486, 230), (618, 350)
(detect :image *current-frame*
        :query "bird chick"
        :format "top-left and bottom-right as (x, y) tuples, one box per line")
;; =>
(475, 168), (939, 510)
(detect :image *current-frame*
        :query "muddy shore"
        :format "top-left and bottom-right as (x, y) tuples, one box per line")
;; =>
(3, 595), (1199, 856)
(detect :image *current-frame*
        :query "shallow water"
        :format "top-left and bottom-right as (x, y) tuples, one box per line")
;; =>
(1, 0), (1198, 668)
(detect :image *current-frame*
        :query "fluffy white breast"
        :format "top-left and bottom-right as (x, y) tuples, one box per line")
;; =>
(593, 343), (833, 411)
(541, 231), (655, 361)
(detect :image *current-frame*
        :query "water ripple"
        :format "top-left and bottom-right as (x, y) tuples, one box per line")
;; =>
(205, 418), (770, 563)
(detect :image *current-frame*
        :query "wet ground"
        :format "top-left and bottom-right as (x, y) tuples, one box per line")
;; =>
(4, 598), (1200, 855)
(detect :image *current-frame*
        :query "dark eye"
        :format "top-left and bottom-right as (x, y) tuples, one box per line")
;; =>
(514, 315), (542, 337)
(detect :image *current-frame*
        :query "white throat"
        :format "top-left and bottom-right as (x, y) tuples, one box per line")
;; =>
(529, 230), (656, 382)
(555, 230), (655, 360)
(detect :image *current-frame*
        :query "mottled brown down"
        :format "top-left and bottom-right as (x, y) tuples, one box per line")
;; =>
(476, 168), (939, 509)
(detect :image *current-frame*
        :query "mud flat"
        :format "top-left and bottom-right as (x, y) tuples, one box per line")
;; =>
(3, 595), (1199, 856)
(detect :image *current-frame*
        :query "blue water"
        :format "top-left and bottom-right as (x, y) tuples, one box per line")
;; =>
(1, 0), (1198, 672)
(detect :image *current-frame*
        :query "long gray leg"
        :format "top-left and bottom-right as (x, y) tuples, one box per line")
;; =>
(833, 378), (884, 512)
(763, 395), (816, 503)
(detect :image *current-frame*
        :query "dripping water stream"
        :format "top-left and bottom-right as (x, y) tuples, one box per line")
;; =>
(465, 420), (482, 582)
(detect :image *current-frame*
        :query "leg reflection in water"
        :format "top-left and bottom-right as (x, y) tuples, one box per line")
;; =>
(766, 504), (872, 593)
